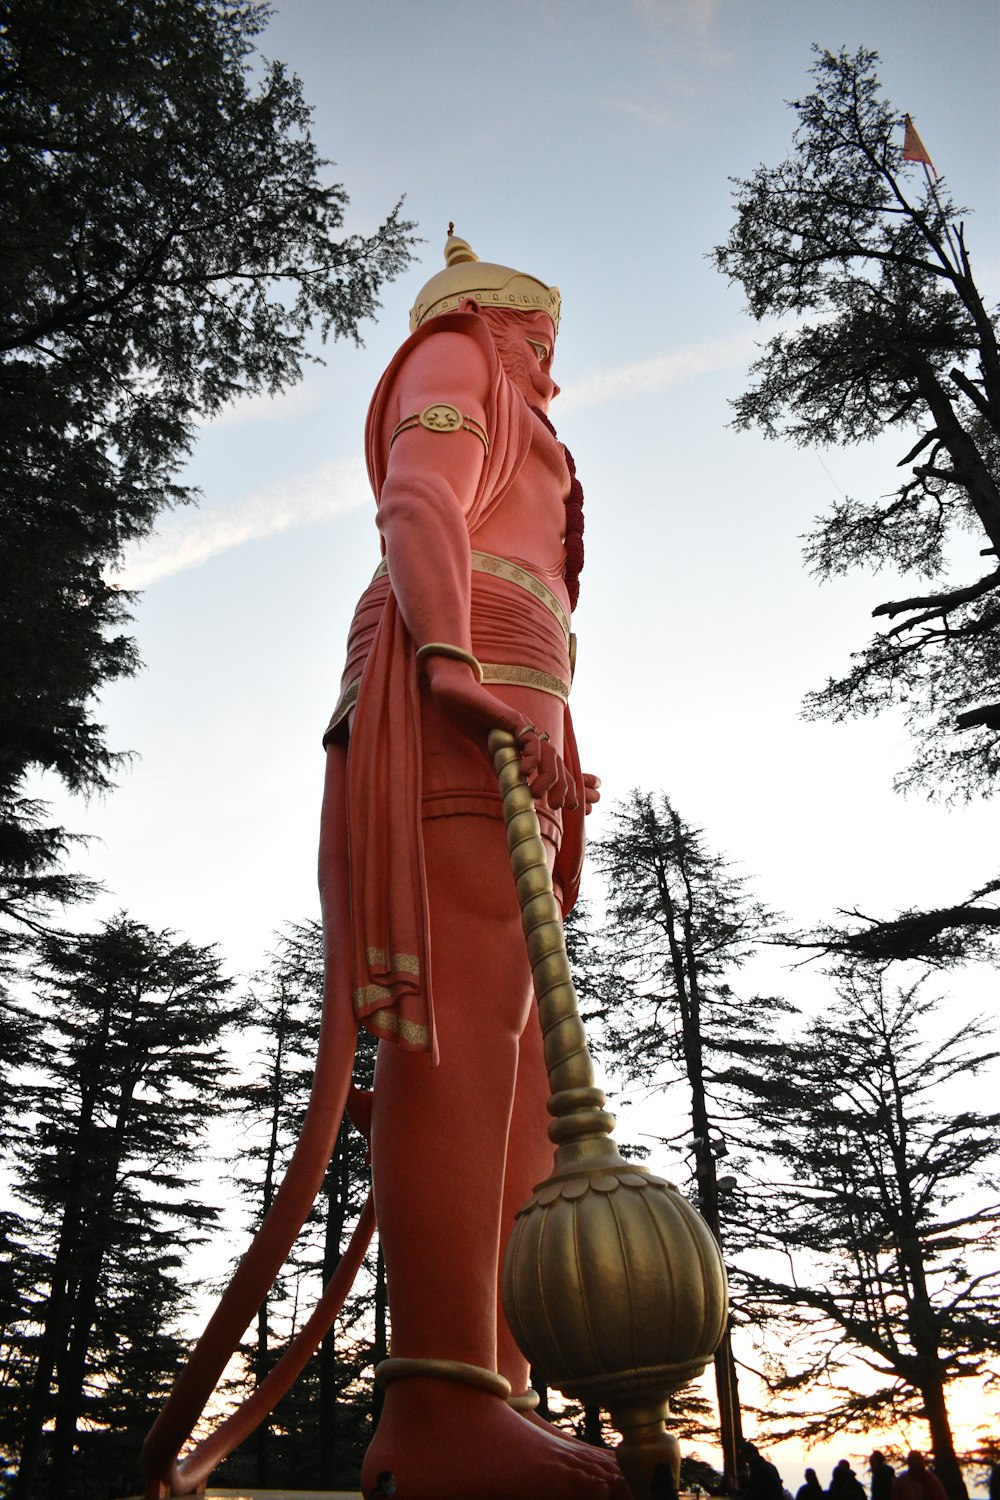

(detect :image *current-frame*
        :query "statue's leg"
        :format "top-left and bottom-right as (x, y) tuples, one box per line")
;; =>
(369, 809), (529, 1368)
(363, 811), (627, 1500)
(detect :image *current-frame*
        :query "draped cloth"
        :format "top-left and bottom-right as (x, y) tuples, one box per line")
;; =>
(328, 311), (582, 1062)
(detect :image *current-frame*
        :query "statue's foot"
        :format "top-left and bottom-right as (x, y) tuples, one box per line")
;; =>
(522, 1405), (612, 1453)
(362, 1378), (630, 1500)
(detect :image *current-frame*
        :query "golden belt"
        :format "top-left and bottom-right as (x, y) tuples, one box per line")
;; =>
(373, 550), (571, 646)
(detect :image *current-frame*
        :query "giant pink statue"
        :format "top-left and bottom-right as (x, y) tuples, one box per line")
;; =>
(318, 230), (621, 1499)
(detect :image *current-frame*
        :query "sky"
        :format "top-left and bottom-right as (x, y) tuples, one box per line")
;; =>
(24, 0), (1000, 1486)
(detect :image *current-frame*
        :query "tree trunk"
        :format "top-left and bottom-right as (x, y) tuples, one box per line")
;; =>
(673, 879), (744, 1489)
(916, 365), (1000, 553)
(47, 1075), (138, 1497)
(583, 1404), (605, 1446)
(921, 1375), (969, 1500)
(885, 1051), (967, 1500)
(46, 1243), (104, 1495)
(254, 1296), (271, 1486)
(254, 994), (287, 1487)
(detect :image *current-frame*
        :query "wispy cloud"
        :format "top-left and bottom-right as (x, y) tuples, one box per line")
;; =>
(108, 332), (762, 588)
(559, 332), (759, 411)
(113, 455), (369, 589)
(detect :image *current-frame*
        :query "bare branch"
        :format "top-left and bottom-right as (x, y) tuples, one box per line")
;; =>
(872, 567), (1000, 619)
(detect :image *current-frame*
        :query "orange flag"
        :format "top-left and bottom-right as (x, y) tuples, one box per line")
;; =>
(903, 114), (937, 176)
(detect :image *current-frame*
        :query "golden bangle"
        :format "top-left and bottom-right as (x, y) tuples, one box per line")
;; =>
(415, 641), (484, 684)
(375, 1357), (511, 1399)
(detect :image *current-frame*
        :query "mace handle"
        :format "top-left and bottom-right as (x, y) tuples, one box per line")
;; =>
(489, 728), (621, 1168)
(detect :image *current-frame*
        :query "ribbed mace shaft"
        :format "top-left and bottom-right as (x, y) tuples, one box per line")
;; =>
(491, 729), (729, 1500)
(491, 729), (620, 1168)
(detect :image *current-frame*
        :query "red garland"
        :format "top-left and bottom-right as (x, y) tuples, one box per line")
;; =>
(529, 406), (584, 611)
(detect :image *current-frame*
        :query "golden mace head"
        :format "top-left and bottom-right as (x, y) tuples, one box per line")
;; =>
(503, 1165), (728, 1409)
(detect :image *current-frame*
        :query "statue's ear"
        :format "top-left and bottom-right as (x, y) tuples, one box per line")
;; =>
(457, 296), (482, 317)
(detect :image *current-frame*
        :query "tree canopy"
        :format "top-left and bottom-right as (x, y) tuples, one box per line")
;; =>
(0, 0), (415, 934)
(714, 46), (1000, 799)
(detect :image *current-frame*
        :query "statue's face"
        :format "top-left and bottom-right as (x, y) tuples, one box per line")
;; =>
(482, 307), (559, 411)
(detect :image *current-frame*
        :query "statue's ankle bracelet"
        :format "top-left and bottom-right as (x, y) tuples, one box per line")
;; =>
(508, 1388), (541, 1412)
(374, 1357), (511, 1400)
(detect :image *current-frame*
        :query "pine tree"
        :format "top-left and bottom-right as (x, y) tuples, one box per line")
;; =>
(584, 792), (790, 1484)
(724, 974), (1000, 1500)
(714, 47), (1000, 797)
(5, 915), (242, 1499)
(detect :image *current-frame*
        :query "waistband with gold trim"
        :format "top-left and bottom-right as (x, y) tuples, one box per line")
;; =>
(373, 550), (570, 645)
(324, 659), (570, 743)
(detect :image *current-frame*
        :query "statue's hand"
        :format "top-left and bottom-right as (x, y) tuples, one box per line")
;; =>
(424, 656), (578, 810)
(582, 772), (601, 815)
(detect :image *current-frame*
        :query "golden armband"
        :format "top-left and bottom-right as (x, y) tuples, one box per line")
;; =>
(390, 403), (489, 454)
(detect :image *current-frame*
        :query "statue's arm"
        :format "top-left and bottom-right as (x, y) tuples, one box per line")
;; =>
(377, 328), (574, 807)
(376, 329), (489, 658)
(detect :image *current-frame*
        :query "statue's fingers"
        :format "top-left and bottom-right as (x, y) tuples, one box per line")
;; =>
(534, 743), (576, 809)
(552, 756), (576, 810)
(515, 722), (548, 778)
(519, 742), (542, 778)
(529, 739), (559, 797)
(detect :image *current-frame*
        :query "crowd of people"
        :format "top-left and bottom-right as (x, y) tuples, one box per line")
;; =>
(739, 1444), (956, 1500)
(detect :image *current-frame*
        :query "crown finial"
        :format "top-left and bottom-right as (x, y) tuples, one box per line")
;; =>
(444, 226), (478, 268)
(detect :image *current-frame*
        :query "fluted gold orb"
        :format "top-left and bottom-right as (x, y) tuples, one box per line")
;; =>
(503, 1163), (727, 1401)
(503, 1158), (727, 1497)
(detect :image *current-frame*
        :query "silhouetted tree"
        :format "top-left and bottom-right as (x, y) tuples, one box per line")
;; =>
(585, 793), (790, 1484)
(714, 47), (1000, 798)
(725, 974), (1000, 1500)
(5, 915), (241, 1500)
(778, 875), (1000, 969)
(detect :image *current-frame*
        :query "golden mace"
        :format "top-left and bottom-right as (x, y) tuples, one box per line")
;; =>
(491, 729), (729, 1500)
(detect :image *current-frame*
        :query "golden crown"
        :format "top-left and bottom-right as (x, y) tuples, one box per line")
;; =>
(409, 228), (561, 333)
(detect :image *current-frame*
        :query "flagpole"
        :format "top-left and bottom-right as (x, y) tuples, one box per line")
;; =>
(923, 162), (961, 272)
